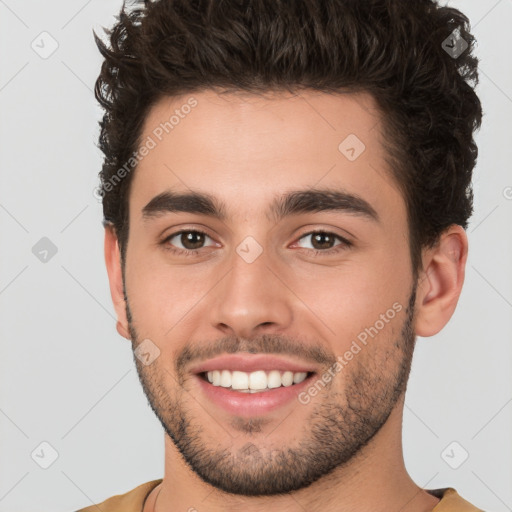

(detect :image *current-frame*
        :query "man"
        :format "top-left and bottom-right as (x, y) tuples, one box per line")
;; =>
(79, 0), (484, 510)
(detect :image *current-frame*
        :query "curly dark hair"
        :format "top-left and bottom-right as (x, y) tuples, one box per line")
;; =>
(94, 0), (482, 274)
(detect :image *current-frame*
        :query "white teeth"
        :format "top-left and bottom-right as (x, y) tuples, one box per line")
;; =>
(282, 371), (294, 387)
(249, 370), (267, 390)
(267, 370), (282, 389)
(293, 372), (307, 384)
(231, 371), (249, 390)
(220, 370), (231, 388)
(204, 369), (310, 391)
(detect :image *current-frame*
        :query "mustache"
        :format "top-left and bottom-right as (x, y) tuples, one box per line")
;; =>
(175, 333), (336, 375)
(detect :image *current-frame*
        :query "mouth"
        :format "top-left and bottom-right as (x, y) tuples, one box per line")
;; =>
(198, 369), (315, 393)
(191, 354), (318, 417)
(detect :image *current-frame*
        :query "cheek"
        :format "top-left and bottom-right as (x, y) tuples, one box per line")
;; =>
(124, 249), (213, 339)
(290, 249), (409, 346)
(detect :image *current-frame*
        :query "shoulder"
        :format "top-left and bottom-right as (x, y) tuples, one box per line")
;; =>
(430, 488), (486, 512)
(75, 479), (163, 512)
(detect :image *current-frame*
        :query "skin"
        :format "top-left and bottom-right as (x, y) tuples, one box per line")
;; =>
(104, 89), (468, 512)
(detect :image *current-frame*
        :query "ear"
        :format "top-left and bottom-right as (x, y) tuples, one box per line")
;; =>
(104, 225), (131, 340)
(414, 225), (468, 337)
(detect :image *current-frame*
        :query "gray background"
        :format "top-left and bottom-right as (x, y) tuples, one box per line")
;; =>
(0, 0), (511, 510)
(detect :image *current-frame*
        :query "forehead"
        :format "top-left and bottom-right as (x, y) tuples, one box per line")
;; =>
(130, 89), (404, 224)
(140, 88), (382, 163)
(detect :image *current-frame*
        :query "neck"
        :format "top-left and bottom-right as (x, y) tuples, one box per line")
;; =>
(149, 399), (440, 512)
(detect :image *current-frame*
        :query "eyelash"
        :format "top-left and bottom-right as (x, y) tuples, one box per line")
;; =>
(160, 229), (352, 258)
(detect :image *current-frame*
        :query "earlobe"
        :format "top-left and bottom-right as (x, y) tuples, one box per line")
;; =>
(414, 225), (468, 337)
(104, 226), (131, 340)
(116, 320), (130, 340)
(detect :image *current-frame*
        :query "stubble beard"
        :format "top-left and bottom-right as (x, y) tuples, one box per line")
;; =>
(126, 284), (417, 496)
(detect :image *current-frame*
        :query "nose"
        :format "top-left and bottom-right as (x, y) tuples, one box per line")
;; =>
(208, 246), (294, 340)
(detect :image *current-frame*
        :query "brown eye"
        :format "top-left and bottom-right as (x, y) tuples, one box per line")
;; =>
(295, 230), (352, 254)
(164, 230), (216, 253)
(178, 231), (206, 250)
(310, 232), (336, 250)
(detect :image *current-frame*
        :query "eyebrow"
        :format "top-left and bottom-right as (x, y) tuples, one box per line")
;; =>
(142, 187), (379, 224)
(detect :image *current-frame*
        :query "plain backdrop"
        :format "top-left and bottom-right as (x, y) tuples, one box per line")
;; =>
(0, 0), (511, 510)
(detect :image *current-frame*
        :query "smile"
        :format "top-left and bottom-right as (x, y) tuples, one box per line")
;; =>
(201, 369), (310, 392)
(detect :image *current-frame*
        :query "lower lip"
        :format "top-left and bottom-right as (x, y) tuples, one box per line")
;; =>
(195, 373), (314, 417)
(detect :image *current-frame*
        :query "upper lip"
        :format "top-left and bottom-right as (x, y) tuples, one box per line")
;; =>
(190, 354), (318, 375)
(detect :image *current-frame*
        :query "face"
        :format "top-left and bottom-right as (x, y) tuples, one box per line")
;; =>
(120, 89), (417, 495)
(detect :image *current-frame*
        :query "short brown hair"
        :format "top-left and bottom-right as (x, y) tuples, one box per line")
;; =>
(94, 0), (482, 273)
